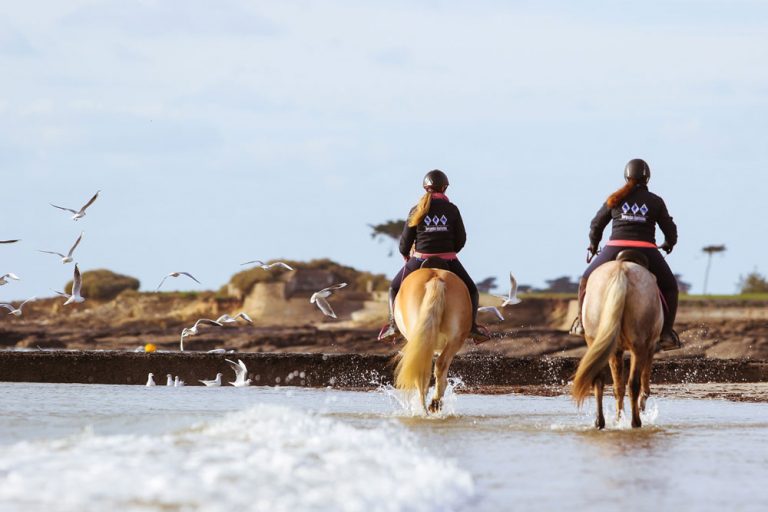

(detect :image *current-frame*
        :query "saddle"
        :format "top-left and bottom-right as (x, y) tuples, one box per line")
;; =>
(419, 257), (450, 271)
(615, 249), (649, 269)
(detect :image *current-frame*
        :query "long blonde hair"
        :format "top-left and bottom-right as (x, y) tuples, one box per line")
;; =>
(606, 178), (638, 208)
(407, 191), (432, 227)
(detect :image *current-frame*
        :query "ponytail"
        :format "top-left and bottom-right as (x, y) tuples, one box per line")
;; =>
(407, 192), (432, 227)
(606, 178), (638, 208)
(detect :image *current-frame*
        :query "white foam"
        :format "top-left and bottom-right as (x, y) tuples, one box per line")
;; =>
(378, 378), (465, 418)
(0, 404), (474, 512)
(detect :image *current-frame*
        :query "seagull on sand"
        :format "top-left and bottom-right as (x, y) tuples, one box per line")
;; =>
(199, 373), (223, 387)
(54, 263), (85, 305)
(50, 190), (100, 221)
(494, 272), (522, 306)
(166, 374), (173, 386)
(146, 373), (156, 387)
(477, 306), (505, 322)
(0, 297), (36, 317)
(215, 312), (253, 325)
(0, 239), (20, 244)
(240, 260), (294, 271)
(310, 283), (347, 319)
(156, 271), (201, 291)
(179, 318), (223, 351)
(38, 231), (83, 264)
(225, 358), (251, 387)
(0, 273), (20, 286)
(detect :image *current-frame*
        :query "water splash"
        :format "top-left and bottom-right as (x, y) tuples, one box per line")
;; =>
(377, 378), (466, 418)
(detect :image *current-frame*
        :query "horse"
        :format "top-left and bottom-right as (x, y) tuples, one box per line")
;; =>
(571, 252), (663, 428)
(392, 267), (472, 414)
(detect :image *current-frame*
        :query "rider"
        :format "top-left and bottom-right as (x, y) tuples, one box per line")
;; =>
(569, 158), (681, 351)
(378, 170), (490, 343)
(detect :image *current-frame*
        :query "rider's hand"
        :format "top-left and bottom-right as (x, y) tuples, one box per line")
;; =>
(588, 243), (598, 256)
(659, 241), (673, 254)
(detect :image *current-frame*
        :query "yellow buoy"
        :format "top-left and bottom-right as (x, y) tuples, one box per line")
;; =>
(144, 343), (157, 353)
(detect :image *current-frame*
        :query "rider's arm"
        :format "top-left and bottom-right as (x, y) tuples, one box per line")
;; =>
(399, 209), (417, 257)
(453, 208), (467, 252)
(656, 199), (678, 248)
(588, 204), (612, 247)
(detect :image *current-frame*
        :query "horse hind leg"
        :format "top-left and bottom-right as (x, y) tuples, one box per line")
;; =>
(609, 350), (625, 422)
(428, 349), (455, 414)
(628, 353), (644, 428)
(594, 376), (606, 429)
(640, 348), (653, 412)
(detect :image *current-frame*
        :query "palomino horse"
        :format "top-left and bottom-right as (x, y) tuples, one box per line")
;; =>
(572, 252), (663, 428)
(393, 267), (472, 413)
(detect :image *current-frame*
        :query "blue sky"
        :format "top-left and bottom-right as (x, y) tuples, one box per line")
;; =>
(2, 1), (767, 300)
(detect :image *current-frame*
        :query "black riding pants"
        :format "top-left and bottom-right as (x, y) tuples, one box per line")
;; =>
(390, 257), (480, 322)
(582, 246), (678, 331)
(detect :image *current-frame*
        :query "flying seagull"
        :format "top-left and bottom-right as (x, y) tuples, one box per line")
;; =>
(199, 373), (223, 387)
(225, 358), (251, 387)
(0, 239), (20, 244)
(179, 318), (223, 351)
(54, 263), (85, 305)
(477, 306), (505, 322)
(310, 282), (347, 319)
(50, 190), (100, 221)
(494, 272), (522, 306)
(215, 312), (253, 325)
(0, 273), (20, 286)
(38, 231), (83, 264)
(240, 260), (294, 271)
(156, 271), (201, 291)
(0, 297), (36, 317)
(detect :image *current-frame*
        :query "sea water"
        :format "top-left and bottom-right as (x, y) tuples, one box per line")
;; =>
(0, 382), (766, 512)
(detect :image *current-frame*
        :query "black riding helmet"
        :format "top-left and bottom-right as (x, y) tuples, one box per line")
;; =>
(624, 159), (650, 184)
(423, 169), (449, 192)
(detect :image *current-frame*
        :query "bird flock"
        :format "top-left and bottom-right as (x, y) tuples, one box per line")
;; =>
(145, 359), (251, 388)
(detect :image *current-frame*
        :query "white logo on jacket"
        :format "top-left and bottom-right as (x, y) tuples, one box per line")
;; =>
(620, 202), (649, 222)
(423, 214), (449, 232)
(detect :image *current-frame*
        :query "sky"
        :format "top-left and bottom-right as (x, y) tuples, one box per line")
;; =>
(2, 0), (767, 301)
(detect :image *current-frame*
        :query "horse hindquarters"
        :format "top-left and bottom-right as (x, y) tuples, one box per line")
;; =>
(394, 276), (446, 410)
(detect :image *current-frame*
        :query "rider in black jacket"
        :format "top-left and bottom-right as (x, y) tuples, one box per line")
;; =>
(570, 159), (682, 350)
(378, 170), (490, 343)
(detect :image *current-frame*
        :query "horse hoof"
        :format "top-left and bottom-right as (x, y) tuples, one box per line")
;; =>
(595, 418), (605, 430)
(428, 399), (442, 413)
(632, 418), (642, 428)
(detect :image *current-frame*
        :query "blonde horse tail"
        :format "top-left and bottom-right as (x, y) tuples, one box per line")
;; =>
(572, 264), (628, 407)
(394, 276), (446, 398)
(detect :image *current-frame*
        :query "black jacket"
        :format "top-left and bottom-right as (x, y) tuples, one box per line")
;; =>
(589, 184), (678, 247)
(399, 197), (467, 257)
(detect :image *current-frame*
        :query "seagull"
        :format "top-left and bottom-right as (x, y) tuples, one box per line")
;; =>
(174, 376), (185, 387)
(309, 282), (347, 318)
(166, 374), (173, 386)
(199, 373), (223, 387)
(0, 239), (20, 244)
(494, 272), (522, 306)
(215, 312), (253, 325)
(38, 231), (83, 264)
(240, 260), (294, 271)
(179, 318), (223, 351)
(156, 271), (201, 291)
(50, 190), (100, 221)
(0, 297), (36, 317)
(146, 373), (156, 387)
(0, 273), (20, 286)
(225, 358), (251, 387)
(54, 263), (85, 305)
(477, 306), (505, 322)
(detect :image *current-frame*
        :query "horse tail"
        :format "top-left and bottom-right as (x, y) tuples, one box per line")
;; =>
(394, 276), (446, 397)
(572, 264), (628, 407)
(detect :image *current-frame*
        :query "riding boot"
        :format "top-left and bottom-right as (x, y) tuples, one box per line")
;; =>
(377, 288), (400, 342)
(469, 289), (491, 343)
(658, 289), (681, 351)
(569, 277), (587, 337)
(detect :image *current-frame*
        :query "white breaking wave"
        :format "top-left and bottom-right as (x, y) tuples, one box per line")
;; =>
(0, 404), (474, 512)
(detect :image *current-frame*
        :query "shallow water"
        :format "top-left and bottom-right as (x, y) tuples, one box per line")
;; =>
(0, 383), (767, 512)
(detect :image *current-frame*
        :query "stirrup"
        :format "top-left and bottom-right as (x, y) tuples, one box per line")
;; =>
(470, 324), (491, 344)
(569, 317), (585, 337)
(658, 329), (682, 351)
(378, 323), (398, 342)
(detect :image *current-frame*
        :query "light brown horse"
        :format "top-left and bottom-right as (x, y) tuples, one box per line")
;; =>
(393, 268), (472, 413)
(572, 255), (663, 428)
